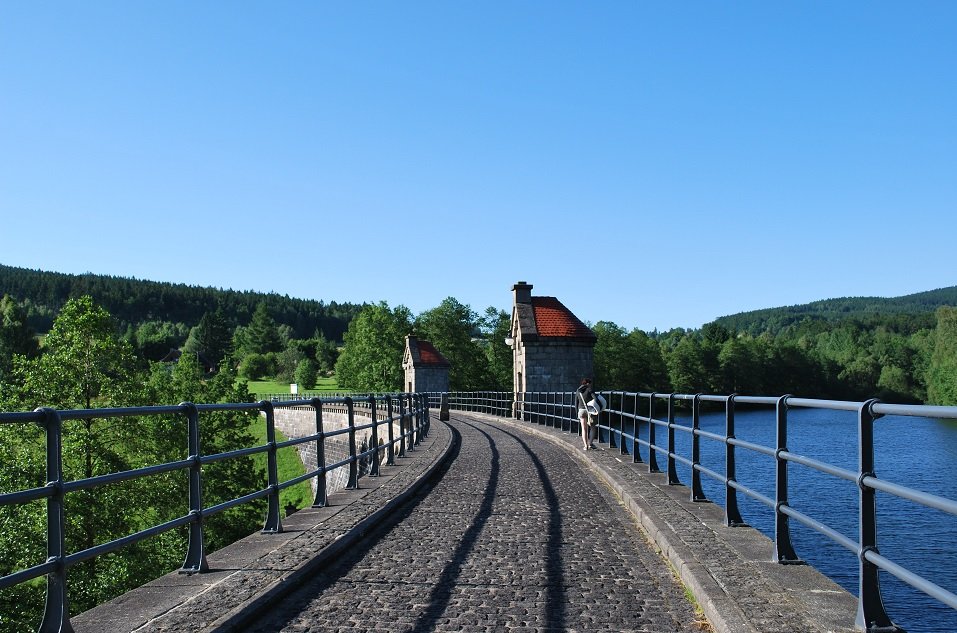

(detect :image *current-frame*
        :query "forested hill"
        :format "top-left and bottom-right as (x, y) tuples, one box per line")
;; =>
(712, 286), (957, 335)
(0, 263), (362, 341)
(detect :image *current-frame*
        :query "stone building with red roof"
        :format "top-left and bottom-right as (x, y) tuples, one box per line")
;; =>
(507, 281), (596, 402)
(402, 335), (451, 394)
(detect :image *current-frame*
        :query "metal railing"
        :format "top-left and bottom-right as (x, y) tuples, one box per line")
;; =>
(425, 391), (513, 417)
(0, 393), (430, 633)
(443, 390), (957, 633)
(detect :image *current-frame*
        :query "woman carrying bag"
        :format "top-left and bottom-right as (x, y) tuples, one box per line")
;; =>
(576, 377), (604, 450)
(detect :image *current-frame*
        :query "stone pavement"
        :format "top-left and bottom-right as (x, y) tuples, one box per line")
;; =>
(490, 414), (859, 633)
(72, 418), (452, 633)
(244, 411), (704, 633)
(75, 410), (858, 633)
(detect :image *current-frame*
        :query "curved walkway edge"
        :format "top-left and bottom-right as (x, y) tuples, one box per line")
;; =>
(71, 421), (455, 633)
(490, 414), (859, 633)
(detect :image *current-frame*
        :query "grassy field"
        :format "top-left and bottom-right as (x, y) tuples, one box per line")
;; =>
(243, 375), (343, 515)
(245, 376), (342, 398)
(247, 417), (313, 516)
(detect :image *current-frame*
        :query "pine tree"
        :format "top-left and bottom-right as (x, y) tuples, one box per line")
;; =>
(184, 307), (233, 367)
(245, 302), (283, 355)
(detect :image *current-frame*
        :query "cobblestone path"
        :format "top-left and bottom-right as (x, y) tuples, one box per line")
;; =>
(245, 413), (705, 632)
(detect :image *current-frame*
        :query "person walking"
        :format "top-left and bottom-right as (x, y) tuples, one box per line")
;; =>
(576, 377), (599, 450)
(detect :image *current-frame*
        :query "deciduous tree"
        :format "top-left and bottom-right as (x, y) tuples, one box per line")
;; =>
(415, 297), (490, 390)
(1, 296), (149, 622)
(335, 302), (412, 391)
(481, 307), (512, 391)
(928, 306), (957, 405)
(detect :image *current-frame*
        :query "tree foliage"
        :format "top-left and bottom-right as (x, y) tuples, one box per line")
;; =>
(1, 296), (149, 623)
(242, 302), (284, 356)
(183, 307), (233, 367)
(335, 302), (412, 391)
(0, 297), (264, 627)
(11, 296), (141, 410)
(144, 355), (262, 552)
(414, 297), (490, 391)
(0, 263), (362, 342)
(0, 293), (38, 383)
(294, 358), (319, 389)
(928, 306), (957, 405)
(130, 320), (190, 362)
(481, 307), (512, 391)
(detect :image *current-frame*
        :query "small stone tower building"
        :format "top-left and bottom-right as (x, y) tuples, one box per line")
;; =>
(402, 335), (451, 394)
(508, 281), (596, 399)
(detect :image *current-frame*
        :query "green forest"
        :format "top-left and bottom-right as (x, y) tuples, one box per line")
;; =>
(3, 263), (957, 405)
(2, 264), (957, 629)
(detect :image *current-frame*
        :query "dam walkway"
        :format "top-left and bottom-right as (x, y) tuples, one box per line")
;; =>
(75, 411), (856, 633)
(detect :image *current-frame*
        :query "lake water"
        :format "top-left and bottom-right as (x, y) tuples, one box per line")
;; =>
(603, 406), (957, 633)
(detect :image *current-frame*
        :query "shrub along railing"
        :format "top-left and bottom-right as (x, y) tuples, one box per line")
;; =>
(0, 393), (430, 633)
(441, 390), (957, 633)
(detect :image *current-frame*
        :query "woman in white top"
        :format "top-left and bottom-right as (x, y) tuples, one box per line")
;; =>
(576, 377), (598, 450)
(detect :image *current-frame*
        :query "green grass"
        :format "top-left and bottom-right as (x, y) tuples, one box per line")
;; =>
(247, 418), (313, 516)
(312, 376), (341, 392)
(245, 375), (343, 398)
(241, 374), (344, 515)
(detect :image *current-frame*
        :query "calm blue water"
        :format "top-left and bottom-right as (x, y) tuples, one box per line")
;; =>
(603, 407), (957, 633)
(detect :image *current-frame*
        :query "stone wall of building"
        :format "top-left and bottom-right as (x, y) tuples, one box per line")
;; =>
(518, 340), (594, 393)
(407, 366), (449, 394)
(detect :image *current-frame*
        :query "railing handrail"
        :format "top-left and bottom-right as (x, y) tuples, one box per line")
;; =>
(0, 392), (431, 633)
(443, 389), (957, 631)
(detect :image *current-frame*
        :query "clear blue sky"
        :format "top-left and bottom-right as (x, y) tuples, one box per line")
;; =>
(1, 2), (954, 332)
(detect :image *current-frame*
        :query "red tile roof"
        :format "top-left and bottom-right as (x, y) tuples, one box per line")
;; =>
(417, 340), (450, 366)
(531, 296), (594, 338)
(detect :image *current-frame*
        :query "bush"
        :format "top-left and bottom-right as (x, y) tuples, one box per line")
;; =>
(294, 358), (318, 390)
(239, 353), (270, 380)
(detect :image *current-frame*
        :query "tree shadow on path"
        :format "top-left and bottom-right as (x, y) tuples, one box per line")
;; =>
(409, 417), (567, 633)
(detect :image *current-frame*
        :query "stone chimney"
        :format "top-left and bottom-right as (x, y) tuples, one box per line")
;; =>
(512, 281), (533, 306)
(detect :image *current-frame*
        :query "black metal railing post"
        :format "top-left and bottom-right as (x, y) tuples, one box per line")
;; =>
(37, 407), (72, 633)
(345, 397), (358, 489)
(413, 394), (421, 446)
(418, 394), (425, 438)
(312, 398), (328, 507)
(406, 393), (416, 450)
(618, 392), (627, 455)
(667, 394), (679, 485)
(648, 393), (660, 473)
(609, 391), (618, 450)
(558, 391), (565, 432)
(691, 394), (705, 501)
(565, 391), (572, 433)
(773, 395), (799, 563)
(422, 393), (431, 437)
(856, 398), (899, 631)
(261, 400), (283, 533)
(386, 397), (396, 465)
(725, 395), (744, 526)
(397, 396), (407, 458)
(369, 395), (380, 477)
(632, 392), (642, 464)
(180, 402), (209, 572)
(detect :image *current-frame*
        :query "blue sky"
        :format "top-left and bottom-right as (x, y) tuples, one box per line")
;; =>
(1, 2), (954, 332)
